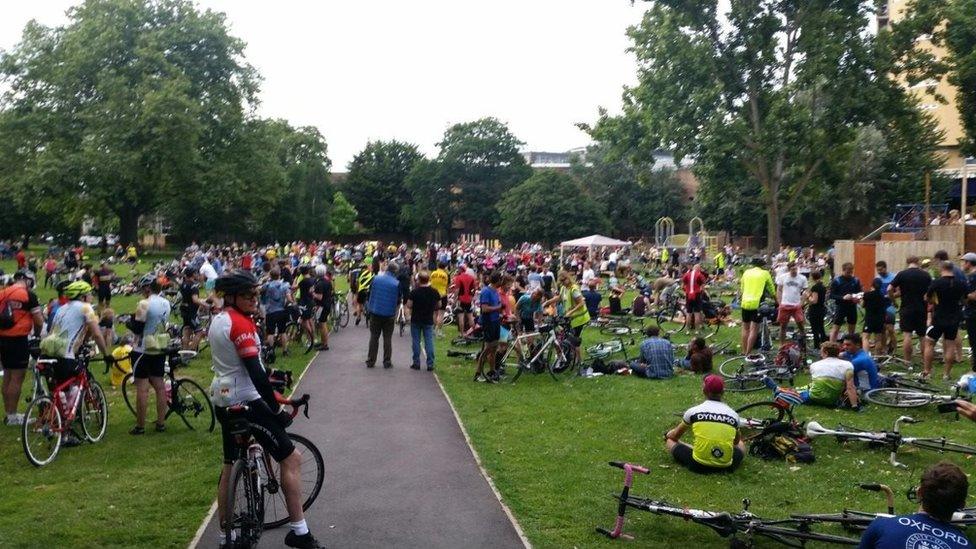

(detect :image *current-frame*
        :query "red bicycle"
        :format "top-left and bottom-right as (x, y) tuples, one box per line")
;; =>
(21, 344), (109, 467)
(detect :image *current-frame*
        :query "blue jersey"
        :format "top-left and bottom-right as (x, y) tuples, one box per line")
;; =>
(859, 513), (968, 549)
(479, 286), (501, 324)
(843, 349), (881, 391)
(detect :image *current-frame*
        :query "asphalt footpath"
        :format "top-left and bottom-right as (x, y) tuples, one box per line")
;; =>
(194, 320), (526, 549)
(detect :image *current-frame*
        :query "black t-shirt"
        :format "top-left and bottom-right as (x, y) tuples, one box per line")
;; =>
(313, 278), (333, 307)
(891, 267), (933, 312)
(298, 276), (315, 306)
(280, 267), (294, 285)
(809, 282), (826, 313)
(862, 289), (886, 323)
(179, 282), (199, 314)
(408, 286), (440, 326)
(928, 276), (966, 325)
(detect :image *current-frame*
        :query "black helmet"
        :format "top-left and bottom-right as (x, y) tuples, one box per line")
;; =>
(215, 270), (259, 296)
(182, 266), (198, 277)
(138, 274), (156, 288)
(56, 279), (71, 294)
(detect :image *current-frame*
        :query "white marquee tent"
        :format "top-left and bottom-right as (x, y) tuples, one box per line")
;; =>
(559, 235), (632, 264)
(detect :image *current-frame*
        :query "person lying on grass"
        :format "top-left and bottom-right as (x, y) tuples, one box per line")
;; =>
(665, 374), (746, 473)
(763, 341), (859, 409)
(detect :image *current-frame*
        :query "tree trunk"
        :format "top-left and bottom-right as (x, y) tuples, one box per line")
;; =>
(766, 199), (781, 252)
(118, 209), (141, 249)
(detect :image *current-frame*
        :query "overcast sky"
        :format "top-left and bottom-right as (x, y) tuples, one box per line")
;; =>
(1, 1), (646, 169)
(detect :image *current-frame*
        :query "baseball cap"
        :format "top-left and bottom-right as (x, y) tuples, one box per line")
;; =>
(962, 253), (976, 264)
(703, 374), (724, 395)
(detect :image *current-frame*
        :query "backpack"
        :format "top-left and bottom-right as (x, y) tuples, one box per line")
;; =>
(748, 420), (815, 464)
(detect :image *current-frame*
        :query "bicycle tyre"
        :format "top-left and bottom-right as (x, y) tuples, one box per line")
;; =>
(225, 459), (264, 547)
(600, 324), (632, 336)
(338, 301), (350, 328)
(172, 378), (215, 432)
(121, 373), (136, 416)
(399, 318), (405, 337)
(908, 438), (976, 455)
(754, 523), (859, 546)
(864, 388), (934, 408)
(80, 381), (108, 443)
(285, 321), (301, 342)
(263, 433), (325, 529)
(22, 395), (62, 467)
(719, 356), (766, 378)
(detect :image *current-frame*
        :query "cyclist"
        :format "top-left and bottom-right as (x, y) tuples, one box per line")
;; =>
(889, 256), (932, 365)
(665, 374), (745, 473)
(430, 261), (450, 337)
(763, 341), (860, 408)
(261, 268), (293, 353)
(0, 270), (44, 425)
(859, 461), (969, 548)
(452, 265), (477, 336)
(828, 262), (862, 343)
(923, 261), (966, 380)
(179, 267), (207, 351)
(348, 261), (363, 324)
(681, 263), (708, 333)
(739, 258), (776, 355)
(311, 265), (333, 351)
(209, 270), (322, 549)
(295, 266), (316, 348)
(128, 274), (172, 435)
(355, 264), (375, 325)
(775, 260), (806, 346)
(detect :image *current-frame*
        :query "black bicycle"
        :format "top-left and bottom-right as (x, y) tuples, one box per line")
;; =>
(120, 344), (214, 432)
(597, 462), (859, 547)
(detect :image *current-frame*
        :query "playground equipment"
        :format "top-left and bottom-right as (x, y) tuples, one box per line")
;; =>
(654, 217), (674, 247)
(656, 216), (712, 251)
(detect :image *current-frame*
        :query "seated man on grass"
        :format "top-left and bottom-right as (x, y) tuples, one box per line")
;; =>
(665, 374), (745, 473)
(764, 341), (859, 409)
(619, 325), (674, 379)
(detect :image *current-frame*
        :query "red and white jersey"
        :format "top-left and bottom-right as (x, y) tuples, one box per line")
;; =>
(682, 269), (707, 300)
(209, 307), (263, 406)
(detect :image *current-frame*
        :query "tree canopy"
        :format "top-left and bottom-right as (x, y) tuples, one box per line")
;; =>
(495, 170), (609, 247)
(343, 140), (423, 233)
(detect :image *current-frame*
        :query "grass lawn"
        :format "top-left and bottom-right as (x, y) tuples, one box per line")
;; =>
(0, 249), (316, 548)
(434, 290), (976, 548)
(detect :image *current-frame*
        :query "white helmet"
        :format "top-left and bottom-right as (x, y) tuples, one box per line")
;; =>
(314, 265), (327, 277)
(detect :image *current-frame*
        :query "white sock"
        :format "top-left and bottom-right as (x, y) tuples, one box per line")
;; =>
(290, 519), (309, 536)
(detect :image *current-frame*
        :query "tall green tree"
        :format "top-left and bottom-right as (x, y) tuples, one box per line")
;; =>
(400, 159), (453, 238)
(589, 0), (943, 249)
(437, 118), (532, 234)
(0, 0), (258, 244)
(329, 191), (358, 236)
(343, 140), (423, 233)
(263, 121), (332, 241)
(495, 170), (610, 247)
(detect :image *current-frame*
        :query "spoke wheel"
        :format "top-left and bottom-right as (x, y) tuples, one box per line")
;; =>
(121, 373), (137, 416)
(225, 460), (264, 547)
(172, 378), (215, 432)
(263, 433), (325, 529)
(22, 396), (63, 467)
(339, 301), (350, 328)
(80, 381), (108, 442)
(864, 388), (933, 408)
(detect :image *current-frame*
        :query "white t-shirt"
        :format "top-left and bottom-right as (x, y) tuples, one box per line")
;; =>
(776, 272), (808, 307)
(582, 268), (596, 285)
(200, 261), (218, 281)
(810, 357), (853, 381)
(609, 252), (619, 263)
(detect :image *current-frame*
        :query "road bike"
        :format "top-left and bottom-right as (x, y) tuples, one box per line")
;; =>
(222, 392), (324, 547)
(863, 372), (967, 408)
(508, 318), (579, 382)
(396, 301), (408, 337)
(585, 338), (631, 362)
(735, 400), (798, 442)
(805, 415), (976, 468)
(596, 462), (859, 547)
(718, 352), (801, 392)
(22, 345), (110, 467)
(119, 344), (215, 432)
(332, 292), (350, 331)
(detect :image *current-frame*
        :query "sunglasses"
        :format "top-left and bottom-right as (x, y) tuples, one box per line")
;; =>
(239, 292), (259, 301)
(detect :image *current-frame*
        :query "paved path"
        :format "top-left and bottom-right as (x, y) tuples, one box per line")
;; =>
(195, 321), (525, 549)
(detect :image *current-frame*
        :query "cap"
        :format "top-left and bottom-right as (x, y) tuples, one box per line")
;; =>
(962, 253), (976, 264)
(703, 374), (725, 394)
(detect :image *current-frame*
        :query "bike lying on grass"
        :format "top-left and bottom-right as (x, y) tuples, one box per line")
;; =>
(864, 373), (967, 409)
(805, 415), (976, 468)
(596, 462), (859, 547)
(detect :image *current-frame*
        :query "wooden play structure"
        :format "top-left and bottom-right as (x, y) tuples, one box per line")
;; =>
(655, 216), (719, 259)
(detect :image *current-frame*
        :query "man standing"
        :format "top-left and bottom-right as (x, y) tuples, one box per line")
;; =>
(407, 271), (440, 371)
(129, 275), (172, 434)
(739, 258), (776, 355)
(924, 261), (967, 380)
(889, 256), (932, 365)
(775, 261), (807, 346)
(452, 265), (477, 336)
(94, 261), (115, 311)
(0, 271), (43, 425)
(474, 272), (504, 383)
(365, 262), (399, 369)
(963, 253), (976, 372)
(874, 261), (897, 354)
(311, 265), (332, 351)
(681, 263), (708, 333)
(429, 262), (450, 337)
(828, 262), (862, 342)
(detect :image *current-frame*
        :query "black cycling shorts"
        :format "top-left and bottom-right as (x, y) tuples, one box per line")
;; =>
(459, 302), (473, 313)
(900, 308), (926, 337)
(671, 442), (743, 474)
(132, 351), (166, 379)
(685, 296), (703, 313)
(216, 400), (295, 464)
(299, 303), (314, 320)
(439, 296), (448, 310)
(741, 308), (759, 324)
(521, 317), (535, 333)
(181, 312), (200, 331)
(833, 304), (857, 326)
(357, 290), (369, 305)
(482, 320), (501, 343)
(927, 323), (959, 341)
(317, 305), (331, 324)
(0, 336), (30, 370)
(862, 317), (884, 335)
(266, 311), (288, 336)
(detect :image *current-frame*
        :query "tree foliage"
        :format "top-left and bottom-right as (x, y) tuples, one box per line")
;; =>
(329, 191), (358, 236)
(495, 170), (609, 247)
(343, 140), (423, 233)
(400, 158), (453, 238)
(587, 0), (944, 248)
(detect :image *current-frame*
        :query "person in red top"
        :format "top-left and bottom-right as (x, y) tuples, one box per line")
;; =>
(240, 252), (253, 271)
(15, 248), (26, 270)
(452, 265), (477, 335)
(681, 263), (708, 332)
(0, 271), (44, 425)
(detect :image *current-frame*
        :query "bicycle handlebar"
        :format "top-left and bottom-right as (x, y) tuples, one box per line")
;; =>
(859, 484), (895, 515)
(275, 392), (310, 419)
(609, 461), (650, 474)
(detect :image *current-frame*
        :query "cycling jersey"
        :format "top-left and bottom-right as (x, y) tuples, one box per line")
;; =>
(806, 357), (853, 405)
(262, 280), (290, 315)
(740, 267), (775, 310)
(49, 300), (97, 359)
(430, 269), (449, 297)
(133, 294), (171, 354)
(357, 269), (374, 293)
(179, 281), (200, 315)
(209, 308), (263, 407)
(681, 400), (740, 468)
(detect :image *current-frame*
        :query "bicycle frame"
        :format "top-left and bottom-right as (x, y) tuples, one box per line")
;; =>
(806, 416), (917, 468)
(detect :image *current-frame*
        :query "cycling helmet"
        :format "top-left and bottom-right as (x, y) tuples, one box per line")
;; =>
(214, 270), (259, 296)
(64, 280), (93, 299)
(138, 274), (157, 288)
(56, 280), (71, 295)
(314, 264), (327, 277)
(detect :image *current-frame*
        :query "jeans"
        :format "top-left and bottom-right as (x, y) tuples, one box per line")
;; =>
(367, 315), (395, 366)
(411, 323), (435, 368)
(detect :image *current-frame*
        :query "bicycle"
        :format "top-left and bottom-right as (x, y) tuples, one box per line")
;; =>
(119, 345), (215, 432)
(805, 415), (976, 468)
(596, 462), (859, 546)
(864, 373), (967, 408)
(396, 301), (408, 337)
(222, 392), (324, 547)
(735, 400), (799, 442)
(509, 318), (579, 382)
(332, 292), (350, 331)
(717, 353), (800, 392)
(22, 345), (110, 467)
(585, 338), (631, 362)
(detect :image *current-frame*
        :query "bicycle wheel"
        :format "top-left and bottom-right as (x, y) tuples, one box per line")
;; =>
(875, 355), (916, 374)
(22, 396), (63, 467)
(908, 438), (976, 455)
(263, 433), (325, 529)
(225, 459), (264, 547)
(735, 400), (792, 438)
(121, 373), (137, 416)
(80, 381), (108, 443)
(172, 378), (215, 432)
(600, 324), (632, 336)
(864, 388), (934, 408)
(338, 301), (350, 328)
(718, 356), (766, 378)
(754, 523), (859, 546)
(656, 305), (686, 336)
(285, 321), (301, 342)
(790, 511), (875, 531)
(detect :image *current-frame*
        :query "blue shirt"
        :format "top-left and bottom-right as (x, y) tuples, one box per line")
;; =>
(479, 286), (501, 324)
(632, 337), (674, 379)
(367, 271), (400, 317)
(875, 273), (895, 305)
(843, 349), (881, 391)
(582, 289), (602, 317)
(262, 280), (290, 314)
(859, 513), (968, 549)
